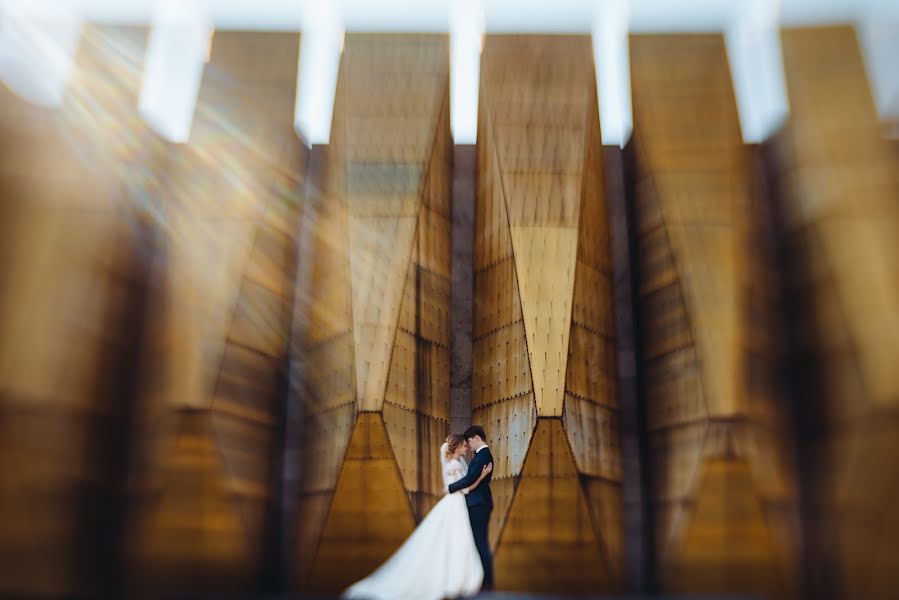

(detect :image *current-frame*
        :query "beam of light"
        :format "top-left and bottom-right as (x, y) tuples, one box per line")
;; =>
(139, 0), (212, 144)
(0, 0), (83, 107)
(593, 0), (632, 147)
(294, 0), (343, 146)
(725, 0), (789, 143)
(450, 0), (484, 144)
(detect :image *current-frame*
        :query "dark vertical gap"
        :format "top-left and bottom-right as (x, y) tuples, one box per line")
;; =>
(277, 142), (319, 594)
(261, 360), (288, 596)
(450, 145), (476, 435)
(604, 143), (641, 594)
(758, 136), (821, 600)
(72, 209), (156, 599)
(259, 179), (301, 594)
(620, 139), (658, 595)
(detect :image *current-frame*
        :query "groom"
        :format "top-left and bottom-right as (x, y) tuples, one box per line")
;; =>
(448, 425), (494, 591)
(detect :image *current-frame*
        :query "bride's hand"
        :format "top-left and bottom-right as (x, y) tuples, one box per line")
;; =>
(482, 463), (493, 476)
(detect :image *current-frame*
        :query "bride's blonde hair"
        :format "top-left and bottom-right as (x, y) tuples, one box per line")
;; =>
(445, 434), (465, 459)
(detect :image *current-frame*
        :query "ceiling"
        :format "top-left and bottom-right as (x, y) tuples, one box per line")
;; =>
(29, 0), (898, 32)
(1, 0), (897, 146)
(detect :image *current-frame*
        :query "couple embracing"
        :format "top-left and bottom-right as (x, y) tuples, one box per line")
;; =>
(343, 426), (495, 600)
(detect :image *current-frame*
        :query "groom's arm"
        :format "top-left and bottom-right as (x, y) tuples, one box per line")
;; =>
(447, 452), (484, 494)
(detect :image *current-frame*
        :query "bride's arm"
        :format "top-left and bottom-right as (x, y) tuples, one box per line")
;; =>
(447, 453), (484, 494)
(462, 462), (493, 494)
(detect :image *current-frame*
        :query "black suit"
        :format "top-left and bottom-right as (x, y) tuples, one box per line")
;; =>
(448, 446), (494, 590)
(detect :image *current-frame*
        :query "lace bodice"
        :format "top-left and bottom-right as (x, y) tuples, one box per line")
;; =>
(443, 458), (468, 487)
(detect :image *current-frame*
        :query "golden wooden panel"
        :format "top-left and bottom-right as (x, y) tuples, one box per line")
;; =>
(242, 222), (296, 298)
(294, 492), (333, 587)
(349, 215), (418, 412)
(379, 35), (452, 513)
(576, 162), (611, 276)
(474, 120), (515, 271)
(297, 34), (451, 593)
(487, 476), (517, 550)
(674, 226), (739, 417)
(472, 320), (533, 409)
(483, 36), (593, 133)
(308, 414), (416, 593)
(0, 26), (164, 598)
(305, 194), (353, 346)
(474, 256), (523, 338)
(124, 31), (304, 596)
(775, 26), (899, 600)
(227, 282), (291, 357)
(127, 412), (253, 593)
(494, 420), (616, 593)
(502, 173), (583, 226)
(583, 477), (625, 582)
(566, 324), (616, 407)
(304, 332), (356, 414)
(415, 207), (453, 282)
(631, 33), (800, 598)
(473, 393), (538, 479)
(383, 331), (450, 420)
(563, 395), (621, 480)
(644, 347), (706, 431)
(571, 260), (615, 336)
(214, 346), (281, 423)
(665, 459), (787, 598)
(382, 404), (448, 520)
(474, 34), (622, 591)
(512, 226), (578, 417)
(301, 403), (356, 493)
(342, 35), (447, 164)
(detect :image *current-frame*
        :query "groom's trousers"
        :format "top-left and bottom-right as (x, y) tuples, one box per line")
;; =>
(468, 505), (493, 590)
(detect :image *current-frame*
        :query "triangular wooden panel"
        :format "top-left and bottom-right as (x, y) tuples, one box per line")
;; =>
(582, 476), (623, 587)
(474, 110), (515, 271)
(495, 419), (613, 593)
(664, 214), (740, 417)
(128, 410), (252, 592)
(511, 227), (578, 417)
(488, 476), (518, 551)
(349, 215), (418, 412)
(382, 402), (448, 522)
(210, 407), (272, 559)
(665, 458), (786, 598)
(167, 216), (257, 410)
(308, 413), (416, 594)
(295, 493), (332, 588)
(575, 93), (609, 274)
(653, 422), (709, 562)
(296, 402), (356, 587)
(306, 191), (353, 346)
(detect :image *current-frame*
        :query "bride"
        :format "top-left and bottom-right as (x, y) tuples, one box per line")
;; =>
(342, 434), (493, 600)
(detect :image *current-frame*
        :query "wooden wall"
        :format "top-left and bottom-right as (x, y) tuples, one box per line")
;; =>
(296, 34), (452, 594)
(774, 26), (899, 600)
(4, 23), (896, 600)
(0, 27), (159, 598)
(474, 35), (622, 593)
(123, 31), (305, 597)
(629, 34), (801, 599)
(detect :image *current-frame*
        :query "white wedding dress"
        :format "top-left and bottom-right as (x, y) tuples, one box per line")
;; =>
(342, 444), (484, 600)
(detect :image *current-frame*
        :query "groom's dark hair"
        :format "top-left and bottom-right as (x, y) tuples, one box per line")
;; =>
(464, 425), (486, 442)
